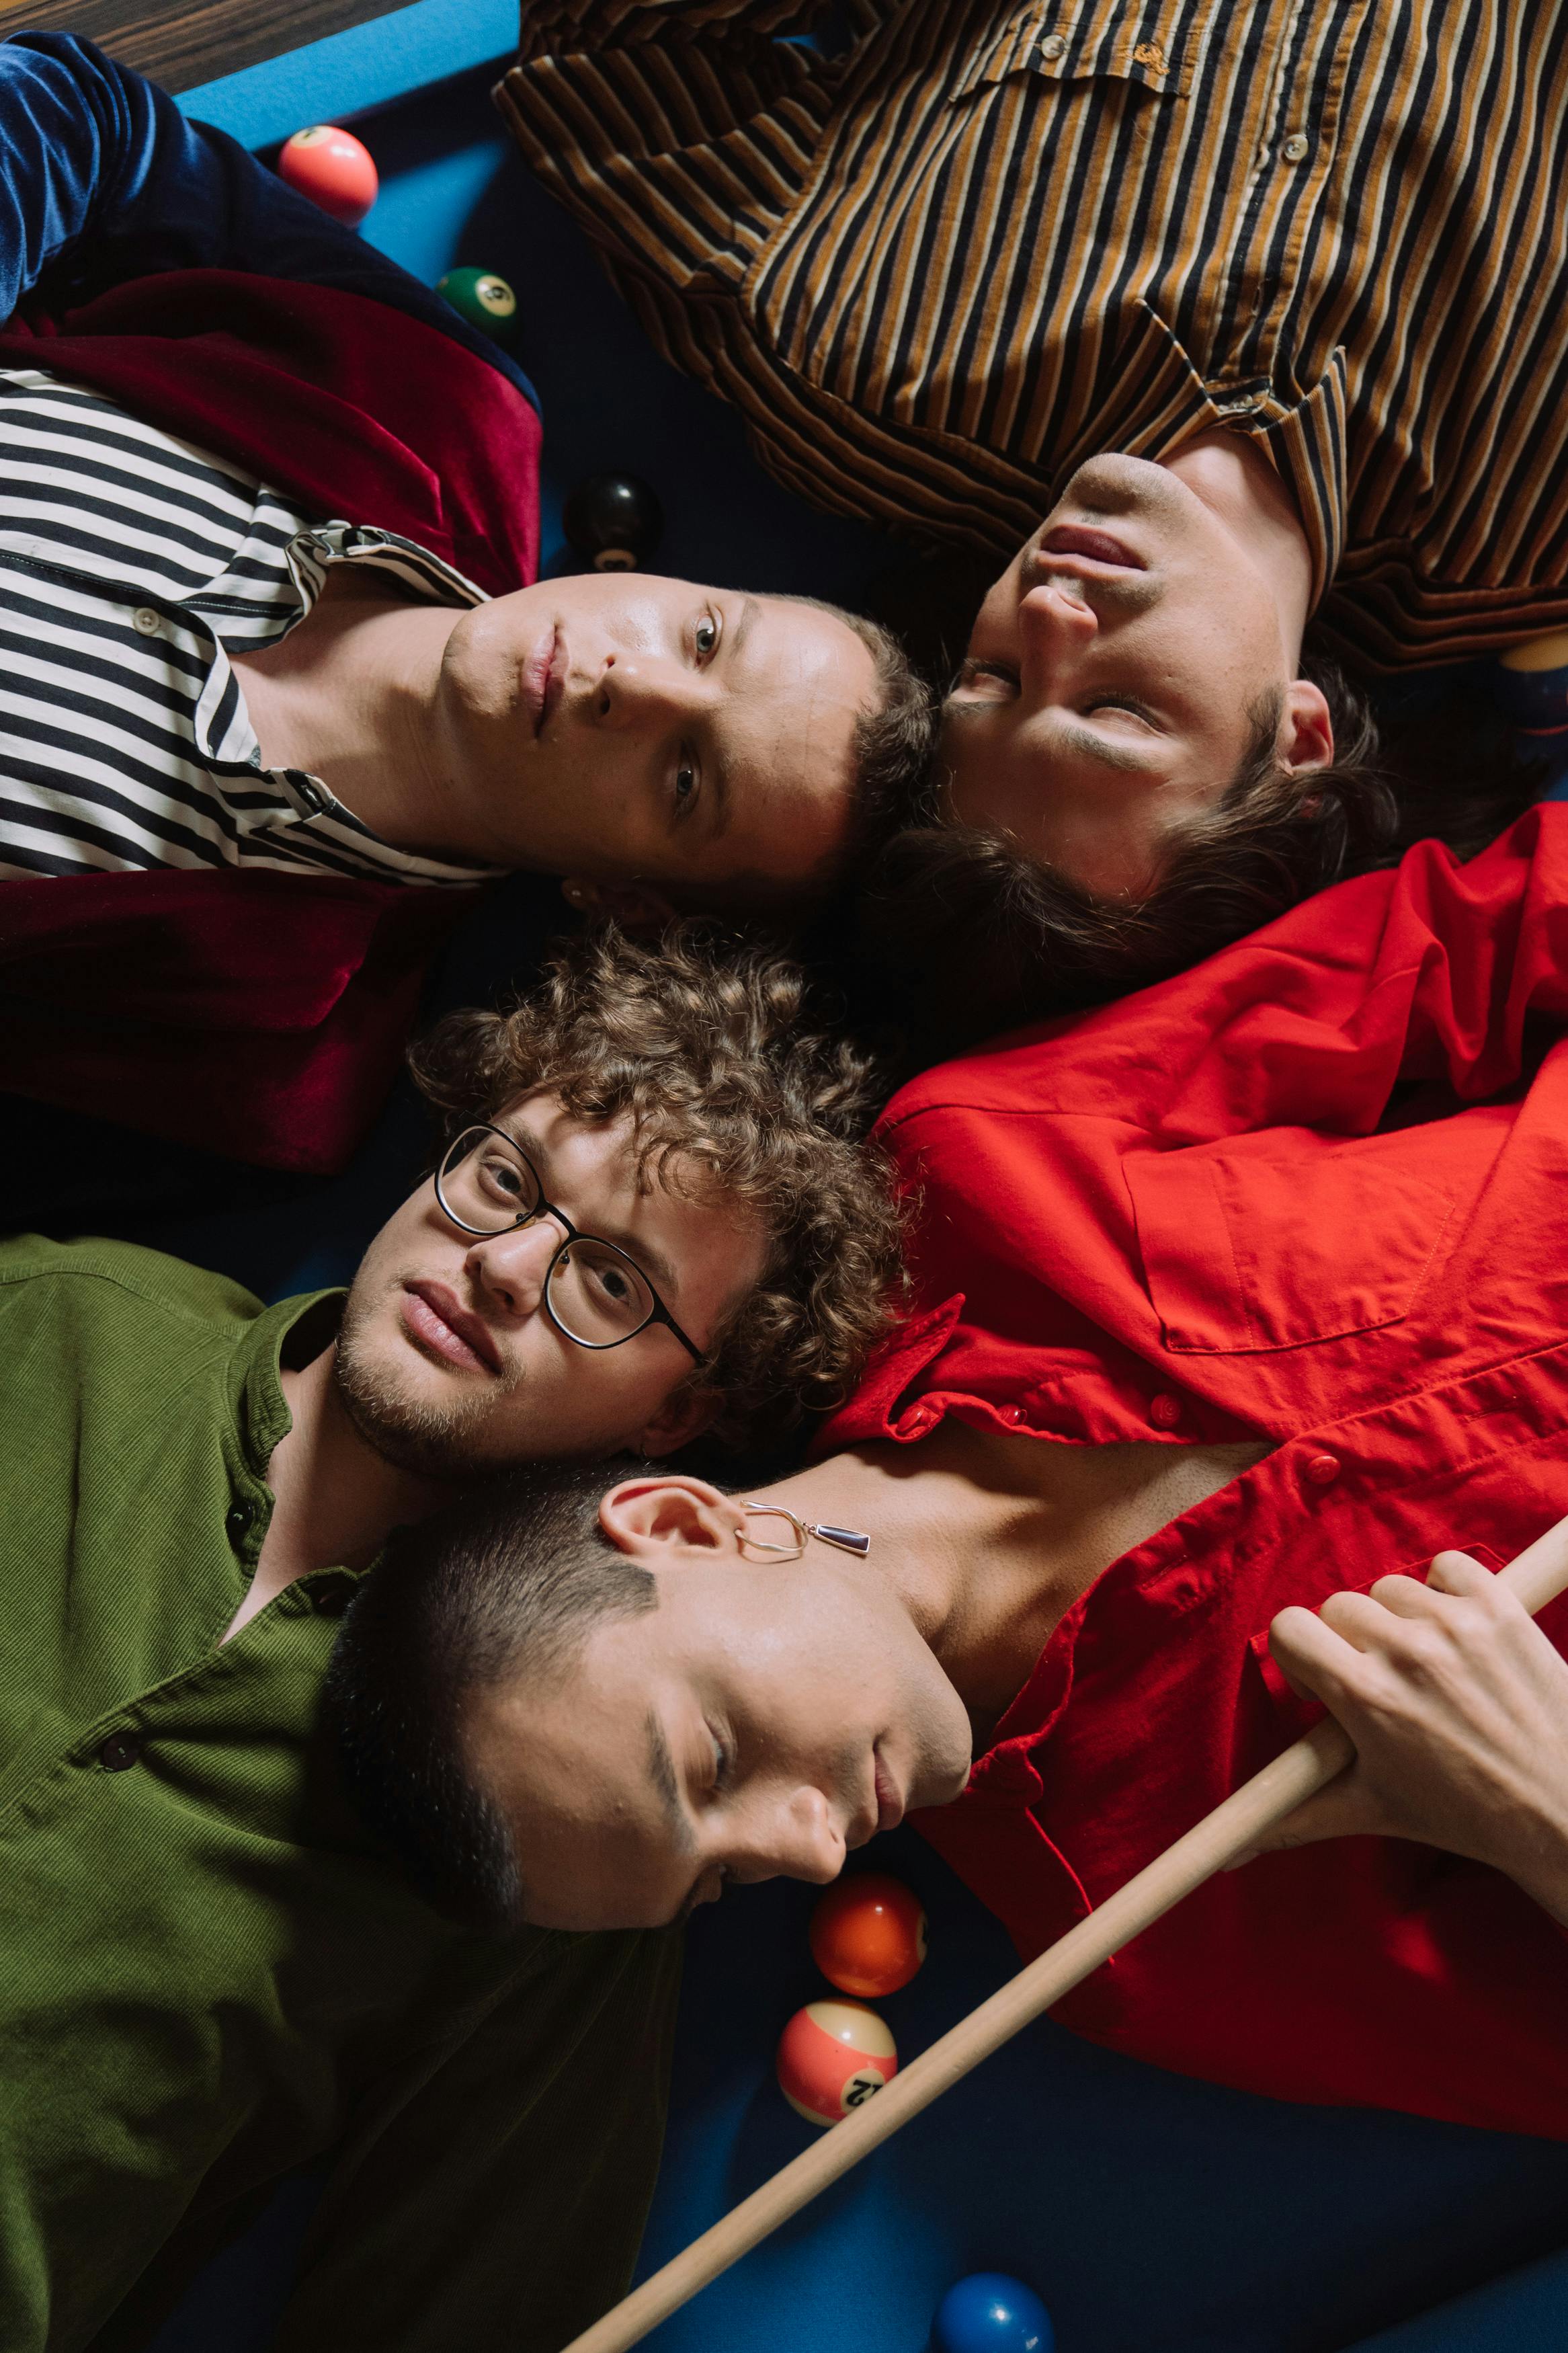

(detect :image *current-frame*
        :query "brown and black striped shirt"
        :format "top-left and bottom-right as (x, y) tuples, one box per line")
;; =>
(501, 0), (1568, 668)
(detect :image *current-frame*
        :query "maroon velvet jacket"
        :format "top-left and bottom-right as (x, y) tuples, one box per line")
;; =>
(0, 271), (542, 1173)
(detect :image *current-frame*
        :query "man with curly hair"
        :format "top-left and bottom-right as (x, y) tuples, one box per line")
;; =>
(335, 811), (1568, 2151)
(0, 924), (901, 2353)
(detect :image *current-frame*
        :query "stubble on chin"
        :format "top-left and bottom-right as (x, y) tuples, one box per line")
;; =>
(332, 1285), (522, 1483)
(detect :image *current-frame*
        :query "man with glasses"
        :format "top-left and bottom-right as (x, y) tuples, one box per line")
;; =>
(0, 924), (902, 2353)
(337, 811), (1568, 2161)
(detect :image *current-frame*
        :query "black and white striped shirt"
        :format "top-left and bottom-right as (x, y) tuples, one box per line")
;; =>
(0, 366), (497, 885)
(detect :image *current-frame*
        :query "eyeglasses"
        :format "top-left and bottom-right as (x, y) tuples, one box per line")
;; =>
(434, 1123), (704, 1360)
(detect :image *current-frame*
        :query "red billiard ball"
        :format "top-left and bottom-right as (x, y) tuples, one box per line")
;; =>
(278, 126), (378, 228)
(776, 1999), (899, 2128)
(809, 1874), (929, 1997)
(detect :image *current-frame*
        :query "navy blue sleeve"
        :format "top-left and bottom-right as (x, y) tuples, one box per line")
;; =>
(0, 32), (539, 411)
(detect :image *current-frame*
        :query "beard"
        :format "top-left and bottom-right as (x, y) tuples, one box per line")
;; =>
(333, 1279), (528, 1482)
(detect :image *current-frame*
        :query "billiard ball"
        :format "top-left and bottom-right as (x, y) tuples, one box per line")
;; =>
(932, 2274), (1054, 2353)
(775, 1998), (898, 2128)
(437, 267), (518, 343)
(809, 1873), (928, 1997)
(278, 126), (378, 228)
(562, 471), (664, 572)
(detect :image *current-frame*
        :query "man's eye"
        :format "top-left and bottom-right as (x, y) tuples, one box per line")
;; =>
(1086, 694), (1157, 725)
(478, 1154), (526, 1200)
(673, 759), (698, 811)
(694, 610), (722, 659)
(954, 658), (1019, 697)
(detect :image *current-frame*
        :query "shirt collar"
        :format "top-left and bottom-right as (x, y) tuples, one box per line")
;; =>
(228, 1287), (345, 1480)
(1054, 303), (1348, 615)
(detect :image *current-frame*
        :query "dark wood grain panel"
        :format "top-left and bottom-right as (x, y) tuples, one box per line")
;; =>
(0, 0), (407, 96)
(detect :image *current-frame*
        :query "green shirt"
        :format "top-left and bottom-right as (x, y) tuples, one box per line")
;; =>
(0, 1237), (682, 2353)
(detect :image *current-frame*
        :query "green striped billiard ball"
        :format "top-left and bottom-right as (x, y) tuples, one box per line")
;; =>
(437, 267), (518, 342)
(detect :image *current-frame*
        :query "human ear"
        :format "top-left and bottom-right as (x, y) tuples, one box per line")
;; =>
(599, 1474), (745, 1562)
(635, 1384), (719, 1459)
(560, 877), (678, 930)
(1278, 678), (1334, 775)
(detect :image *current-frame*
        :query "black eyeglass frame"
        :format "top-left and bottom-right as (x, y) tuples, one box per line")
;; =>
(434, 1122), (705, 1362)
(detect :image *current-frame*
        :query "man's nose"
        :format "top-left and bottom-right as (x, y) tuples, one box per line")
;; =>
(464, 1217), (567, 1319)
(760, 1785), (847, 1887)
(1017, 579), (1100, 682)
(588, 653), (707, 731)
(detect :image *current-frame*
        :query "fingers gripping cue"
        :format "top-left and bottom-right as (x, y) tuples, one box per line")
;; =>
(564, 1516), (1568, 2353)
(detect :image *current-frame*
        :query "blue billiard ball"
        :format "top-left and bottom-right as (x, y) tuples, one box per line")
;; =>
(932, 2272), (1054, 2353)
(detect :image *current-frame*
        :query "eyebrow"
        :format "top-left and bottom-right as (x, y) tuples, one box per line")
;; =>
(646, 1708), (709, 1927)
(698, 596), (760, 846)
(1059, 721), (1153, 774)
(940, 696), (1155, 776)
(645, 1708), (688, 1840)
(497, 1119), (686, 1308)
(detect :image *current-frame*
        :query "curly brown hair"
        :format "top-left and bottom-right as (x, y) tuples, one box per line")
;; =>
(408, 923), (906, 1448)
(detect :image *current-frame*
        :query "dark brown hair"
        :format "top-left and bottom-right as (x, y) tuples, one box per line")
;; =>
(329, 1460), (655, 1931)
(858, 662), (1538, 1058)
(409, 922), (906, 1447)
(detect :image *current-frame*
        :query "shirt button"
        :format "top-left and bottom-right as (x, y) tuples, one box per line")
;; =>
(1039, 32), (1067, 58)
(97, 1730), (144, 1772)
(226, 1501), (254, 1546)
(1282, 132), (1310, 162)
(132, 607), (161, 635)
(1001, 1404), (1028, 1427)
(1304, 1451), (1341, 1487)
(1149, 1392), (1182, 1429)
(900, 1403), (938, 1437)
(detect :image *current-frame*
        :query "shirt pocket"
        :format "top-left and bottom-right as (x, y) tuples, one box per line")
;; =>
(1125, 1136), (1456, 1353)
(951, 0), (1192, 102)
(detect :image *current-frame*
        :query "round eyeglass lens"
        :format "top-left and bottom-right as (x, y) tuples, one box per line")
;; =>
(437, 1128), (658, 1346)
(438, 1128), (543, 1230)
(547, 1241), (655, 1347)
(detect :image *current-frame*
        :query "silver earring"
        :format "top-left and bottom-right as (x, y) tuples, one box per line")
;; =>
(738, 1502), (870, 1560)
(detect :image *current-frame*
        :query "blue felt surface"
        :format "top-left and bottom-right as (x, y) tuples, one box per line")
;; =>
(132, 24), (1568, 2353)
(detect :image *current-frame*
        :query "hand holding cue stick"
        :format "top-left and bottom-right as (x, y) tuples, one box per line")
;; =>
(563, 1513), (1568, 2353)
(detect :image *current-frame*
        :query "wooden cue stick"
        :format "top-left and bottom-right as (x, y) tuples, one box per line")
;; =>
(562, 1514), (1568, 2353)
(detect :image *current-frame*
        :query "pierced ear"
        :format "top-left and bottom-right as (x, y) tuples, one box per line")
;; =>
(600, 1474), (744, 1562)
(1278, 678), (1335, 776)
(561, 876), (678, 932)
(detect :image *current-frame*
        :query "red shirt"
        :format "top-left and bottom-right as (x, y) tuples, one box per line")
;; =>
(822, 805), (1568, 2139)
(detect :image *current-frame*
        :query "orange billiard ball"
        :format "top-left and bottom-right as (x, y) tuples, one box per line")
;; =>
(278, 126), (379, 228)
(776, 1999), (899, 2128)
(809, 1873), (929, 1997)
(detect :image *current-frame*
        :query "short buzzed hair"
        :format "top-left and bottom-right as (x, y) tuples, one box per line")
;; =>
(329, 1462), (651, 1931)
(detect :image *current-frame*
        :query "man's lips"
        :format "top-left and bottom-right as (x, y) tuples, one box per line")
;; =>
(401, 1280), (503, 1373)
(1039, 522), (1145, 569)
(521, 623), (565, 738)
(872, 1745), (904, 1835)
